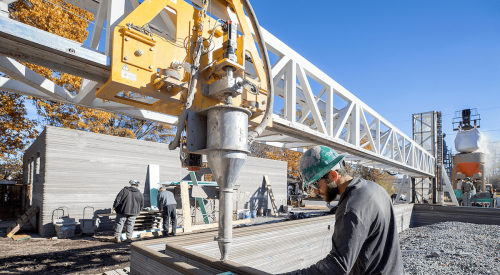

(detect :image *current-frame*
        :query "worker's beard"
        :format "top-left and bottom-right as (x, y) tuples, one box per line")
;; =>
(322, 178), (339, 203)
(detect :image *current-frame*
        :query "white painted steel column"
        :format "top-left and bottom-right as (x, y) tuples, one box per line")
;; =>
(351, 103), (360, 147)
(284, 60), (296, 122)
(326, 86), (334, 136)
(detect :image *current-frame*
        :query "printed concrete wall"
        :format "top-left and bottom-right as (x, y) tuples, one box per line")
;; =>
(23, 126), (288, 237)
(23, 130), (46, 234)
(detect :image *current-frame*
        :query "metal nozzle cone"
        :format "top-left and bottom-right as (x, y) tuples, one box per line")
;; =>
(207, 150), (247, 261)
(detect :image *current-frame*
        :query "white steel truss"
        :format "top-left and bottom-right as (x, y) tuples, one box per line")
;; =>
(0, 0), (434, 178)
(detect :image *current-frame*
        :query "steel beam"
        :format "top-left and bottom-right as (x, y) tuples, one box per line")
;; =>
(0, 0), (435, 177)
(0, 17), (110, 82)
(271, 115), (434, 177)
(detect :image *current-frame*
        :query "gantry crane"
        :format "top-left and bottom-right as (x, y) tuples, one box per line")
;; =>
(0, 0), (439, 262)
(99, 0), (274, 261)
(2, 0), (274, 261)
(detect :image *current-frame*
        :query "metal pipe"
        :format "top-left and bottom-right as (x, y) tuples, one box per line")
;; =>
(169, 40), (204, 150)
(204, 106), (251, 261)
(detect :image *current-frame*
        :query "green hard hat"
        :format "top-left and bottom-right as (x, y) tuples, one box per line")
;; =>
(299, 146), (346, 188)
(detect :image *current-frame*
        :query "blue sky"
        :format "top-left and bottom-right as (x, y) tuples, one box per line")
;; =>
(246, 0), (500, 149)
(27, 0), (500, 151)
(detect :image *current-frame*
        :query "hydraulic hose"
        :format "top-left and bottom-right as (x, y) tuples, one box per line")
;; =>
(241, 0), (274, 145)
(169, 39), (204, 150)
(170, 0), (273, 149)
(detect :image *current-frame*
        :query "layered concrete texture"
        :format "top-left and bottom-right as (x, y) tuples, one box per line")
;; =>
(130, 204), (414, 275)
(23, 126), (287, 237)
(130, 204), (500, 275)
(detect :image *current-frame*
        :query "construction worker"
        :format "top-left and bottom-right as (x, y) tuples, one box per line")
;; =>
(157, 186), (177, 237)
(112, 180), (144, 243)
(461, 178), (473, 207)
(287, 145), (404, 274)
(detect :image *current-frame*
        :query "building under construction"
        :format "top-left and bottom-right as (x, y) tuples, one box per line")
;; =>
(0, 0), (499, 274)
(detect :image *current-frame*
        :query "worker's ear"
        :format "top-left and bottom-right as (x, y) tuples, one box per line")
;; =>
(328, 170), (339, 182)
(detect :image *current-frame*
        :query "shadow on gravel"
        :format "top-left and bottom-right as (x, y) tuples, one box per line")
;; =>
(1, 241), (130, 274)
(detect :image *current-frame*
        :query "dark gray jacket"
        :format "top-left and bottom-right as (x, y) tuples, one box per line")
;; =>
(113, 186), (144, 216)
(157, 190), (176, 211)
(287, 177), (404, 275)
(461, 181), (473, 194)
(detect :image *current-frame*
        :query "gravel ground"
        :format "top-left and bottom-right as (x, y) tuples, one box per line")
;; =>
(399, 222), (500, 275)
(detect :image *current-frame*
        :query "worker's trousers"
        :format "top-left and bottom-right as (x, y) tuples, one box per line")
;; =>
(114, 214), (137, 239)
(463, 193), (471, 207)
(162, 204), (177, 236)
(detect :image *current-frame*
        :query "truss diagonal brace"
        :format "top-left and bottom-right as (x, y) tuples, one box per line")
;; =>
(0, 16), (110, 82)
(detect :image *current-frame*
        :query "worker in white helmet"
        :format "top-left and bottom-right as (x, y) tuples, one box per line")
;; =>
(285, 146), (404, 275)
(112, 180), (144, 243)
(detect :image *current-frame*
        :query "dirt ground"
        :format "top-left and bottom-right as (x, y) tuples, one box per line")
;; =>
(0, 207), (329, 275)
(0, 233), (132, 275)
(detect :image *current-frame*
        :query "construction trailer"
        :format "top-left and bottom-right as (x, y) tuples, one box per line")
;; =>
(22, 126), (287, 237)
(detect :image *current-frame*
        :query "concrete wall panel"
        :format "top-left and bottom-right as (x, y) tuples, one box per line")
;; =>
(23, 126), (288, 237)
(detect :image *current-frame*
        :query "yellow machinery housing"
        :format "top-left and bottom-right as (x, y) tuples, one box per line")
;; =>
(96, 0), (269, 125)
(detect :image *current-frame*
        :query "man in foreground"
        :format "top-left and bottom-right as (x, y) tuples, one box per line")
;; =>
(287, 145), (404, 274)
(112, 180), (144, 243)
(157, 187), (177, 237)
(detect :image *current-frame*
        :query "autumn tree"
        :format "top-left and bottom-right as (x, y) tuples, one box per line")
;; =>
(0, 91), (38, 159)
(0, 90), (38, 181)
(345, 164), (396, 194)
(1, 1), (174, 178)
(7, 0), (174, 139)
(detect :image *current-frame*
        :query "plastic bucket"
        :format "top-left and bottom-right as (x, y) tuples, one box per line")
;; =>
(244, 210), (250, 219)
(237, 210), (245, 220)
(257, 209), (263, 216)
(250, 210), (257, 218)
(53, 218), (77, 239)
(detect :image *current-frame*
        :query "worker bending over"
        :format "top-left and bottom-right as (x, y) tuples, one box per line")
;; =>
(286, 146), (404, 274)
(112, 180), (144, 243)
(157, 187), (177, 237)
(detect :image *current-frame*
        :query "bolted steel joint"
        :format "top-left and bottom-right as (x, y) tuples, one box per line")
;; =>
(172, 61), (183, 70)
(135, 49), (144, 56)
(202, 76), (243, 102)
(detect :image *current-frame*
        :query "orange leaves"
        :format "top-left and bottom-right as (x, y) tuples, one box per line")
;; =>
(360, 136), (372, 151)
(249, 143), (302, 179)
(0, 92), (38, 160)
(9, 0), (94, 43)
(0, 0), (177, 174)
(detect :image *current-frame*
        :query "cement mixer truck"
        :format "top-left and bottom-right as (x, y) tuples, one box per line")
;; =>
(452, 109), (496, 207)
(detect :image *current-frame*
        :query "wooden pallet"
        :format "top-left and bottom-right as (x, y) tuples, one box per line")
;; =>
(7, 206), (38, 238)
(264, 175), (279, 216)
(12, 234), (31, 242)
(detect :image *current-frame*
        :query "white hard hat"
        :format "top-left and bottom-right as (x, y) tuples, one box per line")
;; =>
(129, 180), (140, 186)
